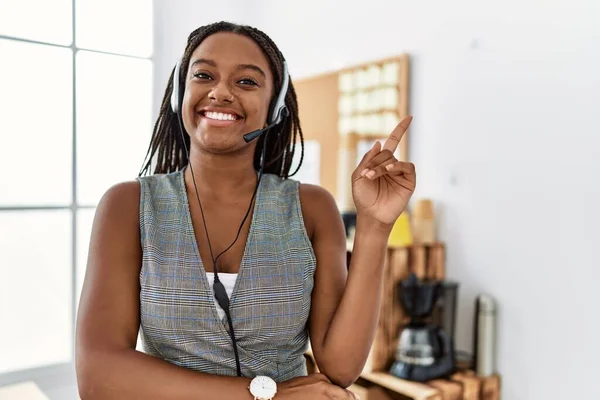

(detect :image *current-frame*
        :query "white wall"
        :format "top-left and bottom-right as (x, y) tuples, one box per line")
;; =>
(154, 1), (600, 398)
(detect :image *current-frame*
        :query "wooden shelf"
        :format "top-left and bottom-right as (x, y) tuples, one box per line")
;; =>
(306, 348), (500, 400)
(360, 371), (441, 400)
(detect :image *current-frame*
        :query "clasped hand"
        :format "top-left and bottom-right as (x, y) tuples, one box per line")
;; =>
(277, 373), (359, 399)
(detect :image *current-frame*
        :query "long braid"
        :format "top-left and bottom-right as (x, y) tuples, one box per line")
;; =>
(139, 22), (305, 179)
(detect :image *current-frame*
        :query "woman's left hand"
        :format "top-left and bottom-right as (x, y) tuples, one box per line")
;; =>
(352, 115), (416, 229)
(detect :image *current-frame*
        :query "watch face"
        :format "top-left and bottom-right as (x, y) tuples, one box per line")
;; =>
(249, 376), (277, 398)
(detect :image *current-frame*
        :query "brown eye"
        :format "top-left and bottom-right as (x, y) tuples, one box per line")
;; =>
(238, 78), (258, 86)
(192, 72), (212, 80)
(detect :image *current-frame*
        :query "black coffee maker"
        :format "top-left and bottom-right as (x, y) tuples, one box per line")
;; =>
(389, 273), (459, 382)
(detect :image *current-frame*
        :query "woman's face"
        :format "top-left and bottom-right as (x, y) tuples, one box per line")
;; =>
(181, 32), (274, 154)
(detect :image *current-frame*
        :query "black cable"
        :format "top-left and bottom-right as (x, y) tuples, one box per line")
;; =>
(177, 114), (268, 377)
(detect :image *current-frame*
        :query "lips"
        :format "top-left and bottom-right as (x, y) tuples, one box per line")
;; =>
(199, 108), (243, 121)
(198, 108), (243, 127)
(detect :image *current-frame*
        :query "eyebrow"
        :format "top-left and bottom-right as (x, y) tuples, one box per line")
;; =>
(190, 58), (266, 79)
(237, 63), (266, 79)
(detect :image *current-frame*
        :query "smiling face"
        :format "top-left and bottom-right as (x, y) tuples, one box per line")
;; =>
(181, 32), (274, 154)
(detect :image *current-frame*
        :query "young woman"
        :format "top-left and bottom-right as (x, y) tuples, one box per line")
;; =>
(75, 21), (415, 400)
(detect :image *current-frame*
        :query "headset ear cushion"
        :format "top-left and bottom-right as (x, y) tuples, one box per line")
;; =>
(269, 61), (289, 125)
(170, 90), (178, 114)
(171, 61), (181, 114)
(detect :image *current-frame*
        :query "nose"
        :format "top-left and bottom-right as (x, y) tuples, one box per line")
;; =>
(208, 81), (234, 103)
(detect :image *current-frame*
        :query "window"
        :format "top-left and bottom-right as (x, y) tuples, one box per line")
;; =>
(76, 51), (152, 206)
(76, 0), (153, 58)
(0, 0), (153, 378)
(0, 211), (72, 374)
(0, 0), (72, 45)
(76, 208), (95, 306)
(0, 39), (73, 207)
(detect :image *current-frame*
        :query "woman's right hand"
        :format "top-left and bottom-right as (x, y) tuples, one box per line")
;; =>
(277, 373), (359, 399)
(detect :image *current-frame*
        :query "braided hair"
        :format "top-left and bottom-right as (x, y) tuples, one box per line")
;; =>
(139, 21), (304, 178)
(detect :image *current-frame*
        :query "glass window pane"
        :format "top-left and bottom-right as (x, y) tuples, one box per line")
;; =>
(0, 0), (72, 45)
(0, 39), (72, 207)
(76, 0), (153, 57)
(0, 210), (72, 374)
(76, 208), (96, 306)
(76, 51), (152, 206)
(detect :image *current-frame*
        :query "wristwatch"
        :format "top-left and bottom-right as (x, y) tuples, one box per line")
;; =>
(248, 375), (277, 400)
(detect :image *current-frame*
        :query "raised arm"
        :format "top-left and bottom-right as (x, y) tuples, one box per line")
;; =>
(302, 184), (389, 389)
(75, 181), (254, 399)
(304, 116), (416, 389)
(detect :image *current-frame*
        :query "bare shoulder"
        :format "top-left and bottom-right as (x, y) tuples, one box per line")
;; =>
(298, 183), (341, 240)
(96, 180), (140, 219)
(298, 183), (336, 202)
(85, 179), (142, 277)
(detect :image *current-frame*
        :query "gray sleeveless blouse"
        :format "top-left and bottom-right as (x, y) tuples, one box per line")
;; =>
(135, 167), (316, 381)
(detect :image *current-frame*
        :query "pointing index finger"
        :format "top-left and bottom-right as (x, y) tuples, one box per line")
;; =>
(382, 115), (413, 153)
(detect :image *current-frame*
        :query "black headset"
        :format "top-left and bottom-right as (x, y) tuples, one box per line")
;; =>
(170, 57), (289, 142)
(170, 50), (290, 377)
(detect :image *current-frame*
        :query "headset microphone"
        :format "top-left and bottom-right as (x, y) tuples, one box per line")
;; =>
(243, 107), (289, 143)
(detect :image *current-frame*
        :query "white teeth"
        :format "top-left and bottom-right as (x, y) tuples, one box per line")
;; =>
(204, 111), (237, 121)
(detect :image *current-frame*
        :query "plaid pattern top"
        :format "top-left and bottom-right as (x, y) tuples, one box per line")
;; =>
(136, 167), (316, 381)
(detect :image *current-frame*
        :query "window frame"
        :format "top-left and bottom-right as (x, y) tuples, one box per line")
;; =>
(0, 0), (153, 384)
